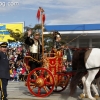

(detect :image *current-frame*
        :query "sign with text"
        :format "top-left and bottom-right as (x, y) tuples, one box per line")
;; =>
(0, 22), (24, 42)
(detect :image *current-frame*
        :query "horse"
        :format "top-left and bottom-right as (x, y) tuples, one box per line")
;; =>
(69, 48), (100, 100)
(80, 74), (100, 99)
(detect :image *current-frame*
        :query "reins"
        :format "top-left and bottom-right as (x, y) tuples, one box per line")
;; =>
(57, 66), (100, 75)
(67, 33), (87, 44)
(73, 66), (100, 72)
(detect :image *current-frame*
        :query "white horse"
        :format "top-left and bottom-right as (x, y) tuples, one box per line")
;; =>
(70, 48), (100, 100)
(79, 75), (100, 99)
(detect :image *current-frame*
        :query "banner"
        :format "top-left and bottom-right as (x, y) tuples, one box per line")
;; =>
(0, 22), (24, 42)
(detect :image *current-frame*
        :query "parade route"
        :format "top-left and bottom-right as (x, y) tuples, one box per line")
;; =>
(2, 81), (99, 100)
(7, 81), (75, 100)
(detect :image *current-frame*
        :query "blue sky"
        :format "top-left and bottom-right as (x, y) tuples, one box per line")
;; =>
(0, 0), (100, 28)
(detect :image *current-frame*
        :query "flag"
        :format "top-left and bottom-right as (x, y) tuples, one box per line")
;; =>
(36, 7), (41, 21)
(36, 7), (46, 24)
(42, 13), (45, 24)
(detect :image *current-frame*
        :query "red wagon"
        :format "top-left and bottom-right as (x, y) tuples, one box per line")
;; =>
(23, 50), (71, 97)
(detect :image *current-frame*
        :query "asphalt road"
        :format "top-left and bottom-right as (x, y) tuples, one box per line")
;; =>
(0, 81), (99, 100)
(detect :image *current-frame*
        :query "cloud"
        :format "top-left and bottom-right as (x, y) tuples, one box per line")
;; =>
(45, 0), (100, 25)
(0, 0), (100, 25)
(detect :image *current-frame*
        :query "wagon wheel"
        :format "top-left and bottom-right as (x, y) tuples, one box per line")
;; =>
(27, 67), (55, 97)
(48, 74), (71, 92)
(54, 74), (70, 92)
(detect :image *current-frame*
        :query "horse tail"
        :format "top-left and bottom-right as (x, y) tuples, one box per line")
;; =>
(69, 72), (85, 95)
(69, 49), (87, 95)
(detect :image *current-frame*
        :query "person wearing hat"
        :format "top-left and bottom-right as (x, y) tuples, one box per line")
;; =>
(53, 31), (62, 49)
(25, 29), (42, 71)
(0, 42), (10, 100)
(50, 31), (64, 57)
(52, 31), (63, 51)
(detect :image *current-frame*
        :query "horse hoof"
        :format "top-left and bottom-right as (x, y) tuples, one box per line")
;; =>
(94, 95), (99, 99)
(89, 98), (96, 100)
(78, 93), (85, 99)
(91, 99), (96, 100)
(85, 94), (88, 98)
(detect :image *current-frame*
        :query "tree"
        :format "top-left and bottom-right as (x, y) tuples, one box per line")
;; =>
(7, 29), (22, 42)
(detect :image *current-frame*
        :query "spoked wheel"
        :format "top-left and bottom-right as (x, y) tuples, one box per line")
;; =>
(48, 74), (71, 92)
(27, 67), (55, 97)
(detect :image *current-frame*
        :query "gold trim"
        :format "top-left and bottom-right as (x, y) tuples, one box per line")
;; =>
(24, 56), (43, 62)
(1, 45), (7, 46)
(0, 79), (4, 100)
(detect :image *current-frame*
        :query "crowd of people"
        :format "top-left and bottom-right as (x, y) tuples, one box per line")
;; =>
(7, 45), (27, 82)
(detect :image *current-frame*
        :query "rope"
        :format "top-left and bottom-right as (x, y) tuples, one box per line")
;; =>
(67, 33), (87, 44)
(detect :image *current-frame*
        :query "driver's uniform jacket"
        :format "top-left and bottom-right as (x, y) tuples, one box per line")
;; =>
(0, 51), (10, 79)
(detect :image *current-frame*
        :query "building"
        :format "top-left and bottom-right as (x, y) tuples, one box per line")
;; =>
(44, 23), (100, 48)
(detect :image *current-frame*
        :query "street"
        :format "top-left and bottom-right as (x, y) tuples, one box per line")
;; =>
(0, 81), (97, 100)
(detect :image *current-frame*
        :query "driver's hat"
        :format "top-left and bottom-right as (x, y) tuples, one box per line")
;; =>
(0, 42), (8, 48)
